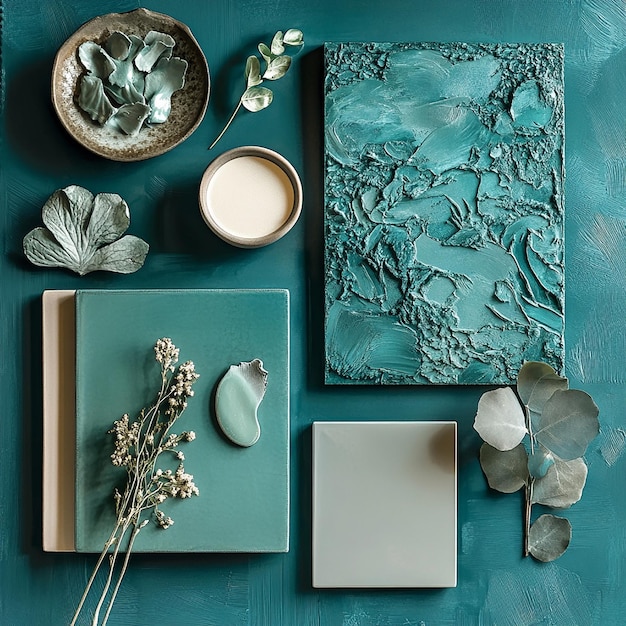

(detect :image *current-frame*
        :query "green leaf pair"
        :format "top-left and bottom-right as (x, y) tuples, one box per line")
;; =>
(473, 361), (599, 562)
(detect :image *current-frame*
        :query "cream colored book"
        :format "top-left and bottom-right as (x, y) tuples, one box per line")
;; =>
(42, 290), (76, 552)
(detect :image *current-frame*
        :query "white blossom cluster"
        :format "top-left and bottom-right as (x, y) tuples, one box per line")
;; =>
(110, 413), (140, 467)
(107, 338), (200, 532)
(154, 337), (180, 372)
(167, 360), (199, 414)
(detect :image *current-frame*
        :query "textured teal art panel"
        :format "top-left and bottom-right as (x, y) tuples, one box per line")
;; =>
(324, 42), (565, 385)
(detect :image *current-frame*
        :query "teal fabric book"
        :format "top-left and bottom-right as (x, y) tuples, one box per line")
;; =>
(74, 289), (290, 553)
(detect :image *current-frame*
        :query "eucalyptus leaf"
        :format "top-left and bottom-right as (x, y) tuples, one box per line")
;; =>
(263, 55), (292, 81)
(528, 514), (571, 562)
(531, 456), (588, 508)
(534, 389), (600, 461)
(283, 28), (304, 46)
(474, 387), (527, 451)
(241, 86), (274, 112)
(258, 42), (272, 65)
(517, 361), (568, 417)
(23, 185), (148, 276)
(527, 446), (554, 478)
(245, 55), (262, 88)
(270, 31), (285, 56)
(479, 442), (528, 493)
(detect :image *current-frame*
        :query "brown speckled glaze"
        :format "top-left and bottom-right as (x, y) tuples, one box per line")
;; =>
(51, 8), (210, 161)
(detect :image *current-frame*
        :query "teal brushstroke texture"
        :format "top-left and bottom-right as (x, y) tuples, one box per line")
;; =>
(324, 42), (565, 384)
(2, 0), (626, 624)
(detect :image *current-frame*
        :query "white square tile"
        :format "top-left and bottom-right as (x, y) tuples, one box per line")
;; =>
(313, 421), (457, 588)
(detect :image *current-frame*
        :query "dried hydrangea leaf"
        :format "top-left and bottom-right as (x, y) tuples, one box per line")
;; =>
(22, 185), (149, 275)
(144, 56), (188, 123)
(134, 31), (175, 73)
(111, 102), (151, 135)
(78, 75), (115, 124)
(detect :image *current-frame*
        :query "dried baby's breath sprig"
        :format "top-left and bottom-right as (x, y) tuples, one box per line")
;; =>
(71, 338), (200, 626)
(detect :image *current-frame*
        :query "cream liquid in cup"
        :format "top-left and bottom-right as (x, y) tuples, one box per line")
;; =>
(205, 155), (295, 240)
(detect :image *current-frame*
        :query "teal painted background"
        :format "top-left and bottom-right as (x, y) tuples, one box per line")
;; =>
(1, 0), (624, 624)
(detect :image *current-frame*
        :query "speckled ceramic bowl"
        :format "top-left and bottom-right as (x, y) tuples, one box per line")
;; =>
(199, 146), (303, 248)
(51, 8), (210, 161)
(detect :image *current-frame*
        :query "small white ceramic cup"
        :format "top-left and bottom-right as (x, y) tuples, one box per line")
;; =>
(199, 146), (303, 248)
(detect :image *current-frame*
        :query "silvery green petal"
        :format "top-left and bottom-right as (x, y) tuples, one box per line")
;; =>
(23, 227), (79, 272)
(78, 41), (115, 79)
(81, 235), (149, 274)
(78, 75), (115, 124)
(107, 35), (146, 94)
(134, 31), (175, 73)
(86, 193), (130, 246)
(105, 31), (132, 61)
(41, 186), (94, 259)
(110, 103), (151, 136)
(105, 81), (145, 107)
(144, 57), (187, 123)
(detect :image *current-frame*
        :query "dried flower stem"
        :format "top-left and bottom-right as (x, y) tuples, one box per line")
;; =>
(70, 338), (200, 625)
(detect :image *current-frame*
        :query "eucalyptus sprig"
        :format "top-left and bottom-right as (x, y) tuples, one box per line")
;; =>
(209, 28), (304, 149)
(71, 338), (200, 626)
(473, 362), (600, 562)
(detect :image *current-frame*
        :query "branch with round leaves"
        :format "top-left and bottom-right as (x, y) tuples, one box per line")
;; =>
(473, 361), (599, 562)
(209, 29), (304, 150)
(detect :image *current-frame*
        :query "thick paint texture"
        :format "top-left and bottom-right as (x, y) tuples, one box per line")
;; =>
(2, 0), (626, 624)
(324, 43), (565, 384)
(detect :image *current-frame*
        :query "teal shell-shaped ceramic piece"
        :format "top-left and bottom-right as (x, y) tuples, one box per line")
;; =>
(23, 184), (149, 275)
(215, 359), (268, 447)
